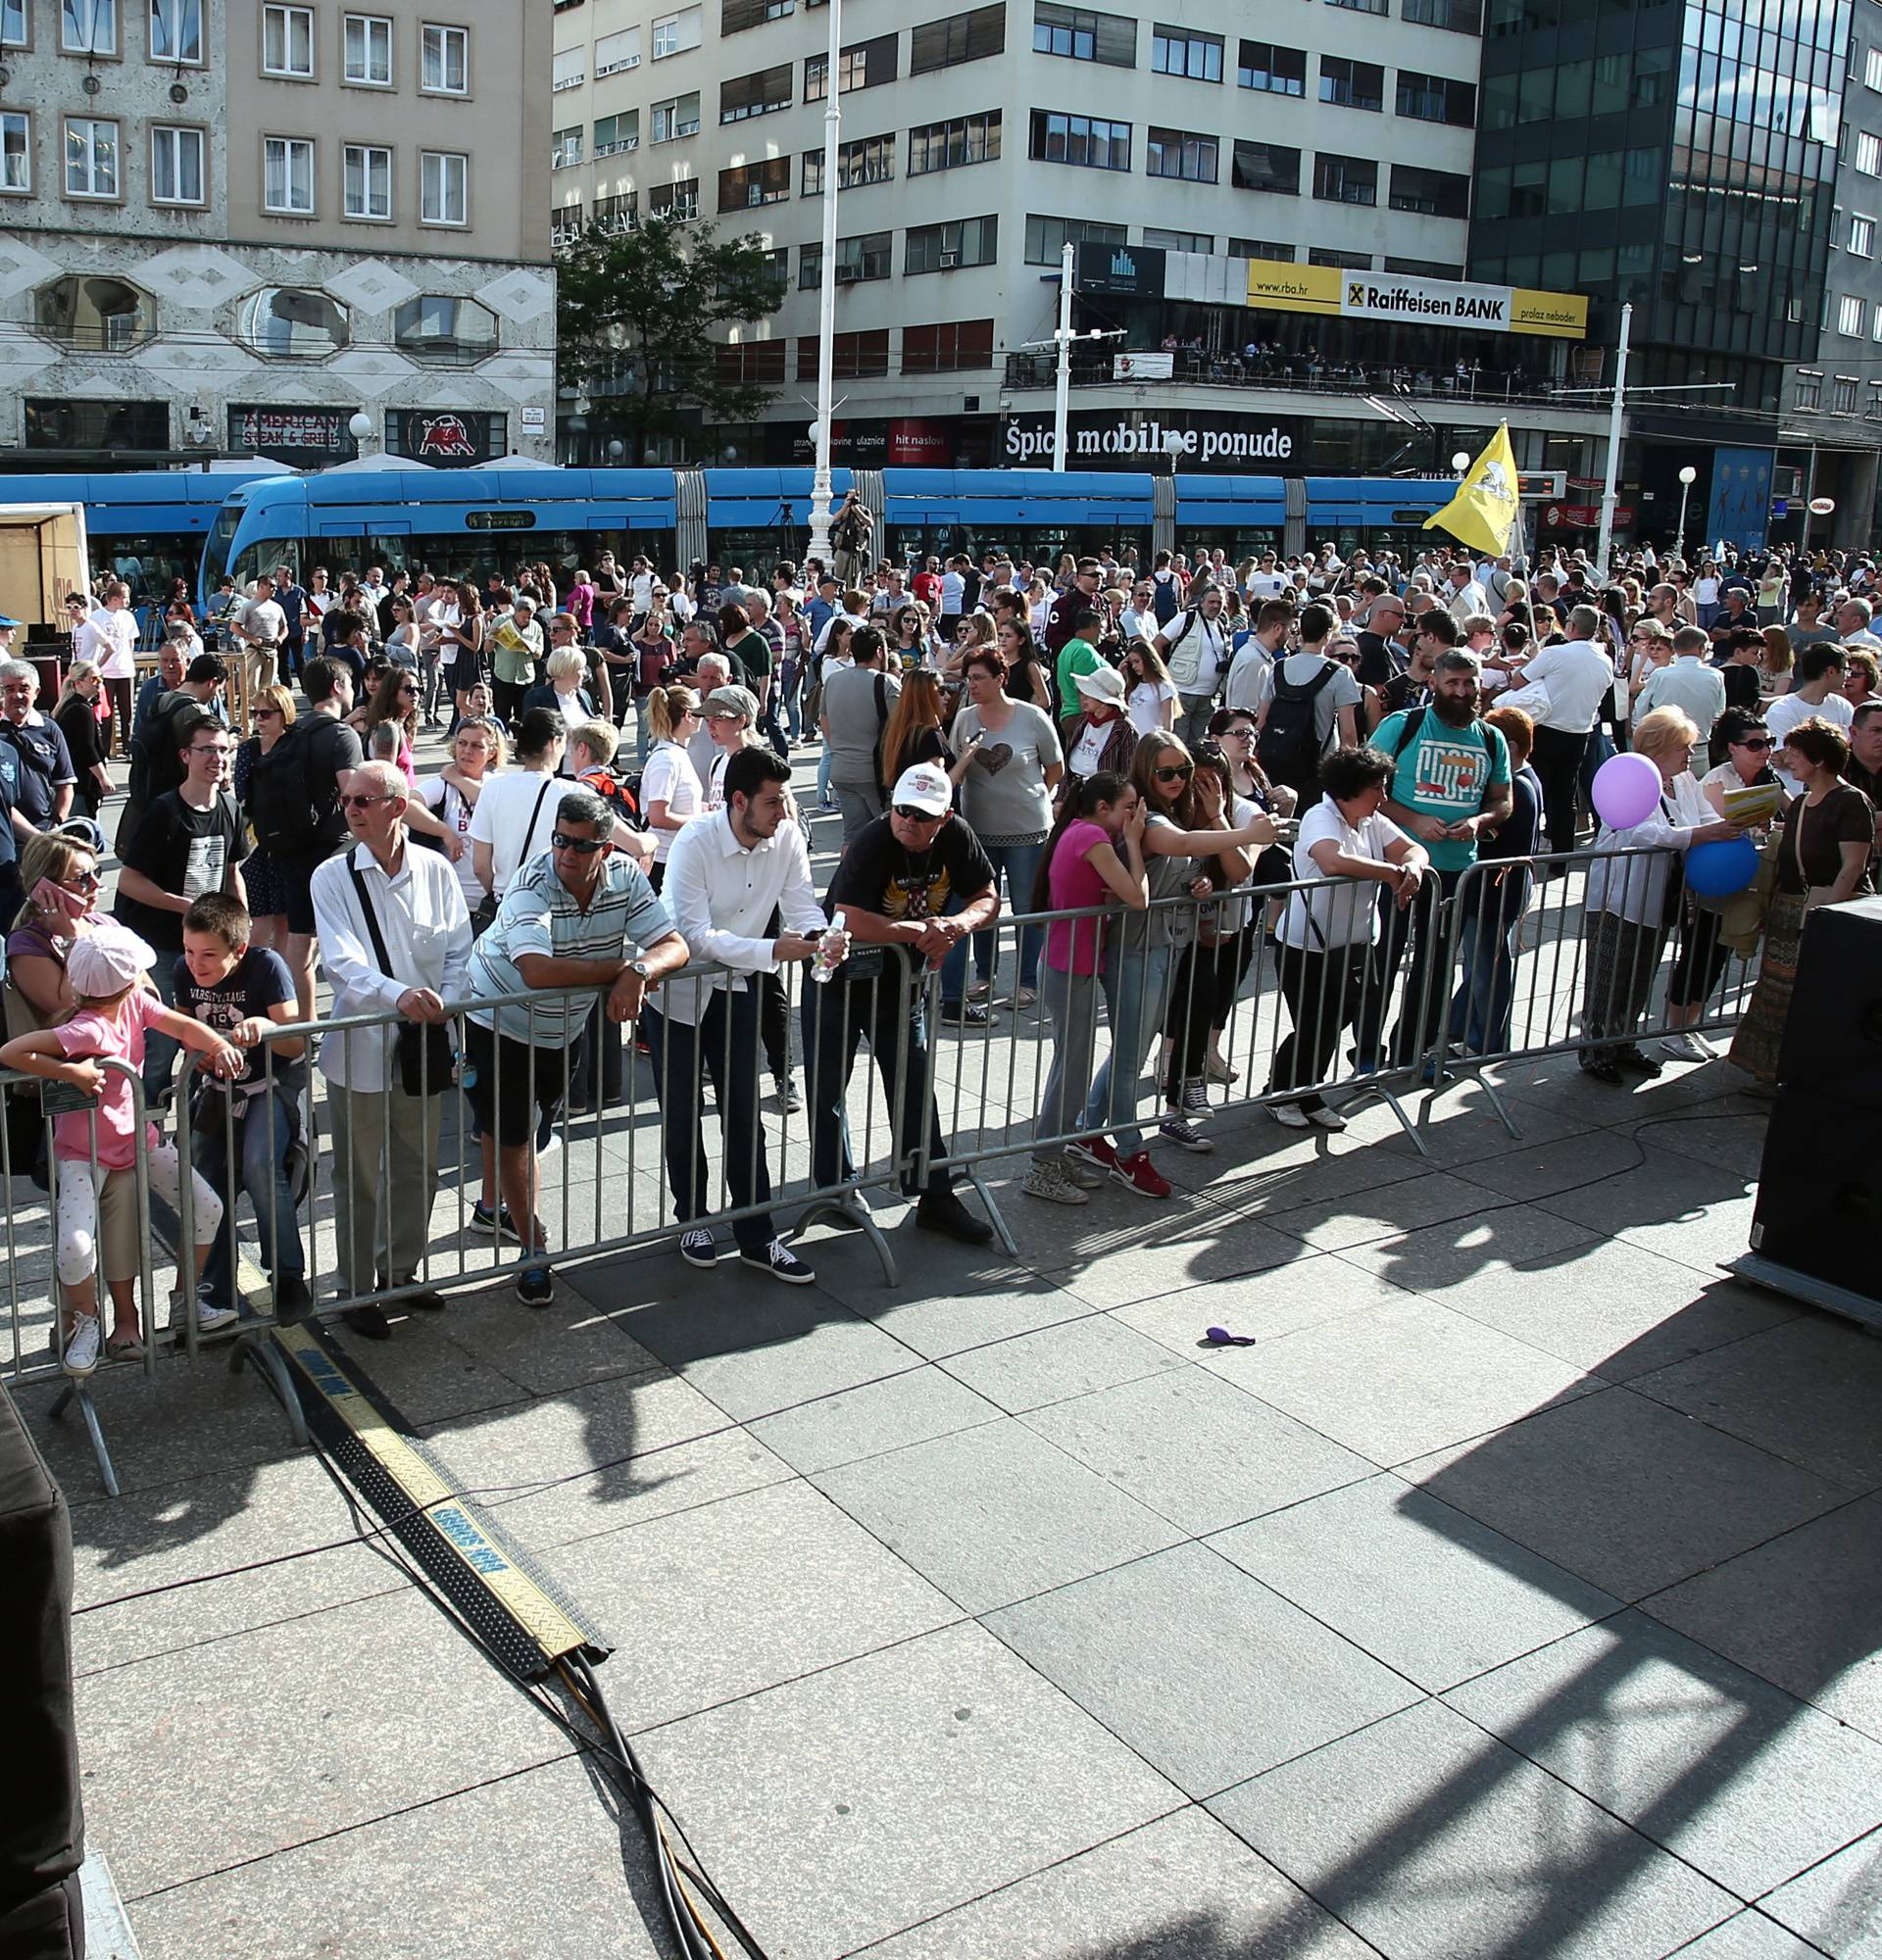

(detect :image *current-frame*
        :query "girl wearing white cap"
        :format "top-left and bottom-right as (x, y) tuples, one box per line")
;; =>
(1, 922), (243, 1376)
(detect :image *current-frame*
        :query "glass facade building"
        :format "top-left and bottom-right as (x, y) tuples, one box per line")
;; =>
(1470, 0), (1847, 416)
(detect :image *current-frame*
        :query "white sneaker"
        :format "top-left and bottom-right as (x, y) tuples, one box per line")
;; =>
(169, 1290), (238, 1337)
(1306, 1105), (1349, 1131)
(1659, 1031), (1714, 1063)
(1022, 1158), (1090, 1205)
(1269, 1102), (1312, 1129)
(61, 1314), (101, 1378)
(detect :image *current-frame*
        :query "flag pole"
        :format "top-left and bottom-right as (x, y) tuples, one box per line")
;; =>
(1594, 302), (1631, 584)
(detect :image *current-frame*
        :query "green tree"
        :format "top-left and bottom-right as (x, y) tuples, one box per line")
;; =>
(556, 211), (787, 463)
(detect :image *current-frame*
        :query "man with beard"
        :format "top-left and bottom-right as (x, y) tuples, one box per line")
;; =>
(1353, 649), (1513, 1072)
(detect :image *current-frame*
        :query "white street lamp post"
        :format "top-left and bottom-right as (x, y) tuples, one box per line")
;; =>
(804, 0), (842, 567)
(1676, 464), (1698, 561)
(1594, 300), (1632, 582)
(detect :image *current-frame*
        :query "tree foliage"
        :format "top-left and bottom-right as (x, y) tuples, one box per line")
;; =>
(556, 212), (787, 463)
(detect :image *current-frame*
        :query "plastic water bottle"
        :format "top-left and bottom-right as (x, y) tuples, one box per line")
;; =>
(811, 910), (848, 984)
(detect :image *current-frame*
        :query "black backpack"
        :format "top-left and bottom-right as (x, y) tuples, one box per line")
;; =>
(245, 718), (331, 855)
(1257, 660), (1339, 792)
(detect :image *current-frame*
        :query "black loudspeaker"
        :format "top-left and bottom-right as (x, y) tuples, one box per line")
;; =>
(0, 1385), (83, 1932)
(1735, 896), (1882, 1324)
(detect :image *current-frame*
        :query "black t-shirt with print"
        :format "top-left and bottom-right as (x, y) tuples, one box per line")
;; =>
(824, 812), (994, 965)
(115, 788), (249, 951)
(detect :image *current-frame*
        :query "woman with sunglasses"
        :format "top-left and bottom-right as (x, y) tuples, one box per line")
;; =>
(6, 826), (104, 1034)
(1068, 732), (1279, 1196)
(231, 685), (299, 962)
(356, 666), (422, 786)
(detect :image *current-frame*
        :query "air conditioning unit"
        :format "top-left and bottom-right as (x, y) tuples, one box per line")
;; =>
(938, 250), (959, 268)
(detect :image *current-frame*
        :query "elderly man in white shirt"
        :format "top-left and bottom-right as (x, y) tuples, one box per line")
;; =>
(651, 746), (837, 1284)
(311, 760), (473, 1338)
(1504, 603), (1616, 856)
(1444, 561), (1492, 624)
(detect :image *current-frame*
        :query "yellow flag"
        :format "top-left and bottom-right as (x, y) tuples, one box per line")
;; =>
(1423, 423), (1520, 558)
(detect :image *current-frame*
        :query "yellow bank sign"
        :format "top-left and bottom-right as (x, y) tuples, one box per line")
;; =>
(1243, 259), (1587, 341)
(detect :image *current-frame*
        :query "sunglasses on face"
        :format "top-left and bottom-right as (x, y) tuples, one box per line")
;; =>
(338, 793), (393, 810)
(1154, 764), (1193, 783)
(1733, 735), (1774, 750)
(892, 804), (944, 822)
(551, 831), (605, 854)
(63, 869), (100, 890)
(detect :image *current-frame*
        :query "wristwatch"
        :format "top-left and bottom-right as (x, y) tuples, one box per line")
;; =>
(628, 958), (653, 981)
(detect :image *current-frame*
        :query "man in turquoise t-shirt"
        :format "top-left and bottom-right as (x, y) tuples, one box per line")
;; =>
(1358, 648), (1511, 1069)
(1054, 606), (1105, 716)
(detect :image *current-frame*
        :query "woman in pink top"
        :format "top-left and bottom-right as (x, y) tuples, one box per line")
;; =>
(0, 922), (240, 1377)
(567, 570), (597, 632)
(1023, 770), (1148, 1207)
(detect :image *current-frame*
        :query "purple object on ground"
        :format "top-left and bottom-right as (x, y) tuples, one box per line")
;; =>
(1204, 1326), (1258, 1347)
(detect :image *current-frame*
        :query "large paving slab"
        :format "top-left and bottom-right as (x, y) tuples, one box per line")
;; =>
(1758, 1828), (1882, 1958)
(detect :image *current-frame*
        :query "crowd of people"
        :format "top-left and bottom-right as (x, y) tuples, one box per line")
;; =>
(6, 527), (1876, 1378)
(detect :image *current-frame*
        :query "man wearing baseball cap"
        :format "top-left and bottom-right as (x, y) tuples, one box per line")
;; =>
(801, 761), (997, 1245)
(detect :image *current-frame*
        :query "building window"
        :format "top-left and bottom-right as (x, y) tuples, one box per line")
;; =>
(385, 408), (505, 463)
(150, 0), (203, 63)
(34, 273), (154, 347)
(1150, 24), (1219, 78)
(1023, 212), (1124, 264)
(343, 141), (391, 217)
(650, 5), (701, 57)
(1397, 71), (1474, 122)
(717, 156), (789, 209)
(1028, 110), (1130, 170)
(553, 126), (581, 168)
(1854, 215), (1875, 256)
(1313, 152), (1376, 204)
(650, 92), (701, 140)
(1402, 0), (1480, 28)
(421, 149), (467, 223)
(0, 111), (26, 192)
(594, 112), (638, 155)
(720, 62), (791, 119)
(909, 110), (1000, 174)
(421, 22), (468, 91)
(836, 132), (893, 185)
(263, 3), (314, 75)
(1795, 371), (1821, 408)
(1146, 126), (1217, 180)
(239, 286), (349, 357)
(1237, 39), (1304, 93)
(1032, 2), (1133, 66)
(1309, 247), (1370, 268)
(722, 0), (793, 29)
(1867, 44), (1882, 90)
(1833, 375), (1859, 412)
(715, 340), (786, 385)
(550, 201), (583, 244)
(64, 117), (119, 196)
(902, 318), (994, 372)
(1231, 139), (1300, 194)
(1326, 0), (1387, 14)
(1143, 227), (1212, 252)
(1228, 237), (1293, 260)
(0, 0), (25, 46)
(648, 176), (698, 216)
(1386, 255), (1461, 275)
(552, 45), (583, 89)
(905, 213), (997, 272)
(834, 229), (890, 280)
(1872, 309), (1882, 342)
(151, 122), (205, 203)
(1839, 293), (1865, 335)
(262, 135), (314, 212)
(1859, 131), (1882, 175)
(343, 13), (391, 82)
(1319, 55), (1383, 110)
(593, 190), (636, 232)
(798, 328), (890, 379)
(395, 295), (499, 364)
(594, 26), (638, 74)
(25, 400), (168, 450)
(799, 242), (821, 287)
(805, 32), (895, 95)
(61, 0), (115, 53)
(910, 3), (1005, 73)
(1389, 164), (1468, 217)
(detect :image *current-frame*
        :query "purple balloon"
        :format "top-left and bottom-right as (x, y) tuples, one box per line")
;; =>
(1592, 752), (1663, 831)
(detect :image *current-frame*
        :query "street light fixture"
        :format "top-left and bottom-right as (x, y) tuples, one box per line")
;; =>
(1451, 450), (1471, 475)
(1676, 464), (1698, 562)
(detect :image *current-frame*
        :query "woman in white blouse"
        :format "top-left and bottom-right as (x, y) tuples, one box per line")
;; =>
(640, 683), (705, 891)
(1579, 705), (1750, 1083)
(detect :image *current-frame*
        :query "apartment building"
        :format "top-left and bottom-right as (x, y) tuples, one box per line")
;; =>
(0, 0), (553, 467)
(548, 0), (1608, 478)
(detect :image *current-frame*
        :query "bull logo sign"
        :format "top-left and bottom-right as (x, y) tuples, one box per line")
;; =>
(415, 414), (477, 460)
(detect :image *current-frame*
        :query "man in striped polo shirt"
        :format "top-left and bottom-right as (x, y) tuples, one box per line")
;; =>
(465, 787), (689, 1306)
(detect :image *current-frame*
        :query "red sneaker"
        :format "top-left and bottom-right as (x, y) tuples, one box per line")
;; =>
(1065, 1136), (1117, 1173)
(1110, 1150), (1171, 1200)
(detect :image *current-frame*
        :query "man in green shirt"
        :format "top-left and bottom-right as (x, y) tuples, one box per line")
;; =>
(1054, 606), (1105, 717)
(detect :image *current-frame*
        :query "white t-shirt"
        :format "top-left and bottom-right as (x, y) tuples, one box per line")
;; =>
(1766, 689), (1855, 793)
(419, 774), (485, 906)
(1519, 639), (1614, 733)
(1068, 719), (1112, 776)
(640, 738), (704, 862)
(77, 607), (138, 681)
(1126, 676), (1177, 735)
(466, 766), (563, 897)
(1279, 796), (1407, 949)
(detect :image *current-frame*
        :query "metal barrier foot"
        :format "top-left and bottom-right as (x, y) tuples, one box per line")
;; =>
(794, 1195), (897, 1286)
(48, 1381), (122, 1499)
(963, 1166), (1019, 1261)
(1343, 1078), (1430, 1157)
(1418, 1060), (1523, 1141)
(230, 1326), (310, 1448)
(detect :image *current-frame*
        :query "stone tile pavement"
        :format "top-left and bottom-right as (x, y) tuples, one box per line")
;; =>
(18, 1053), (1882, 1960)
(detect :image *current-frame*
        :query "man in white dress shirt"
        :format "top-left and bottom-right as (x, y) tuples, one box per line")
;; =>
(1444, 560), (1493, 625)
(1507, 604), (1616, 856)
(652, 746), (837, 1283)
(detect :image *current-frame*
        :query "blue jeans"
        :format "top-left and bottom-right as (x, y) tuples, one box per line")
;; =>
(1449, 867), (1533, 1055)
(817, 743), (834, 805)
(197, 1079), (306, 1309)
(142, 957), (182, 1112)
(941, 839), (1044, 1000)
(1082, 942), (1172, 1155)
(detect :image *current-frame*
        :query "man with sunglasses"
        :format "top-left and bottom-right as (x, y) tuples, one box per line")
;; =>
(800, 763), (997, 1246)
(115, 710), (247, 1106)
(466, 789), (688, 1307)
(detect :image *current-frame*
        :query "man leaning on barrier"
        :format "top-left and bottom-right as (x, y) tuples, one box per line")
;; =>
(651, 746), (833, 1285)
(800, 763), (998, 1247)
(464, 788), (689, 1309)
(311, 761), (472, 1340)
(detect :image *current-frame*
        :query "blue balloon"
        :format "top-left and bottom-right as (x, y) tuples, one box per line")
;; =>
(1685, 836), (1758, 898)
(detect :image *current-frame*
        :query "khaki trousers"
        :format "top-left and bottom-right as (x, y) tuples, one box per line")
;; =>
(326, 1081), (440, 1298)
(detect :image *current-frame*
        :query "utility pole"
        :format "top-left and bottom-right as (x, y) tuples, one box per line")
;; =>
(1594, 301), (1631, 582)
(1053, 242), (1074, 471)
(804, 0), (842, 566)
